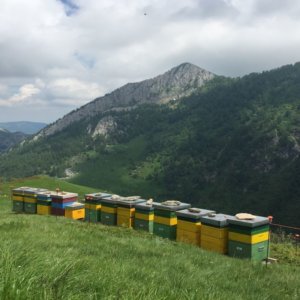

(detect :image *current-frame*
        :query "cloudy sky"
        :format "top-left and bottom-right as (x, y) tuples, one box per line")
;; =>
(0, 0), (300, 123)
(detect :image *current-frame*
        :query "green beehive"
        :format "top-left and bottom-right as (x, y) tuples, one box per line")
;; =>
(153, 201), (191, 240)
(84, 192), (111, 223)
(228, 215), (270, 261)
(23, 187), (48, 214)
(12, 186), (29, 213)
(24, 202), (37, 214)
(228, 240), (269, 261)
(134, 201), (158, 233)
(100, 196), (121, 226)
(134, 219), (154, 232)
(85, 208), (101, 223)
(12, 200), (24, 213)
(101, 211), (117, 226)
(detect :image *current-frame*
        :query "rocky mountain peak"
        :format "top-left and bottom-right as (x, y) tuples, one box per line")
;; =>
(37, 63), (215, 138)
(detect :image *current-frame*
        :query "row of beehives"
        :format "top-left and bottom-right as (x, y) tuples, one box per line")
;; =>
(12, 187), (270, 261)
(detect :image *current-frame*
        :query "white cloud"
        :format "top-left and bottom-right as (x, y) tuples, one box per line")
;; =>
(0, 84), (40, 107)
(0, 0), (300, 122)
(47, 78), (103, 106)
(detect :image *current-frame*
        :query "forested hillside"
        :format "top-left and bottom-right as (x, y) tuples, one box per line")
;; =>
(1, 63), (300, 226)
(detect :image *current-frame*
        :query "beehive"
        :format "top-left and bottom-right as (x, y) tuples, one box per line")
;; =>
(22, 187), (48, 214)
(117, 197), (146, 228)
(200, 214), (234, 254)
(84, 192), (111, 223)
(37, 191), (52, 215)
(51, 192), (78, 216)
(153, 201), (191, 240)
(12, 187), (27, 213)
(65, 202), (85, 220)
(100, 195), (121, 226)
(176, 208), (215, 246)
(134, 201), (158, 233)
(228, 215), (270, 261)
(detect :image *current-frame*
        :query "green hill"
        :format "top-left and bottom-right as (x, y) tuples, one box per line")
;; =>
(0, 177), (299, 299)
(1, 63), (300, 226)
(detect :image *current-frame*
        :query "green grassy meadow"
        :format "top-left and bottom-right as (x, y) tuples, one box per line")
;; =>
(0, 176), (299, 299)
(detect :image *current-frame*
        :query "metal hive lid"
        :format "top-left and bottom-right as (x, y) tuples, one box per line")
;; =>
(135, 201), (159, 210)
(85, 192), (111, 200)
(176, 208), (216, 219)
(200, 213), (235, 227)
(228, 215), (269, 228)
(153, 201), (191, 211)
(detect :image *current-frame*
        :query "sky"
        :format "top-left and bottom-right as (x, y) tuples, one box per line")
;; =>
(0, 0), (300, 123)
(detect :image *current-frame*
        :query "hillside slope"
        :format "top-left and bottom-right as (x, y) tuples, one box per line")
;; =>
(1, 63), (300, 225)
(0, 177), (299, 300)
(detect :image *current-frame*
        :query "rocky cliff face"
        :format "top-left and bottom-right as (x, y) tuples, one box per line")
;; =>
(36, 63), (215, 138)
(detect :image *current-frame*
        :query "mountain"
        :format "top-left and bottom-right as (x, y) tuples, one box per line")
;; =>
(36, 63), (215, 138)
(0, 62), (300, 226)
(0, 121), (47, 135)
(0, 128), (27, 153)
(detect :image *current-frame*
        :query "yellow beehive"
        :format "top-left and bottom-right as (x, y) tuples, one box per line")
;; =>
(201, 225), (228, 239)
(176, 229), (200, 246)
(228, 231), (269, 244)
(201, 239), (227, 254)
(117, 207), (135, 218)
(177, 219), (201, 233)
(37, 205), (51, 215)
(65, 208), (85, 220)
(176, 208), (216, 247)
(201, 228), (228, 253)
(199, 214), (233, 255)
(117, 215), (134, 228)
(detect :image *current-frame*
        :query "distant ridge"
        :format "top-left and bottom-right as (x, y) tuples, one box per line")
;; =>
(37, 63), (215, 137)
(0, 121), (47, 135)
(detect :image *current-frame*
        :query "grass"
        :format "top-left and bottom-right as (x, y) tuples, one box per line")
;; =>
(0, 176), (299, 299)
